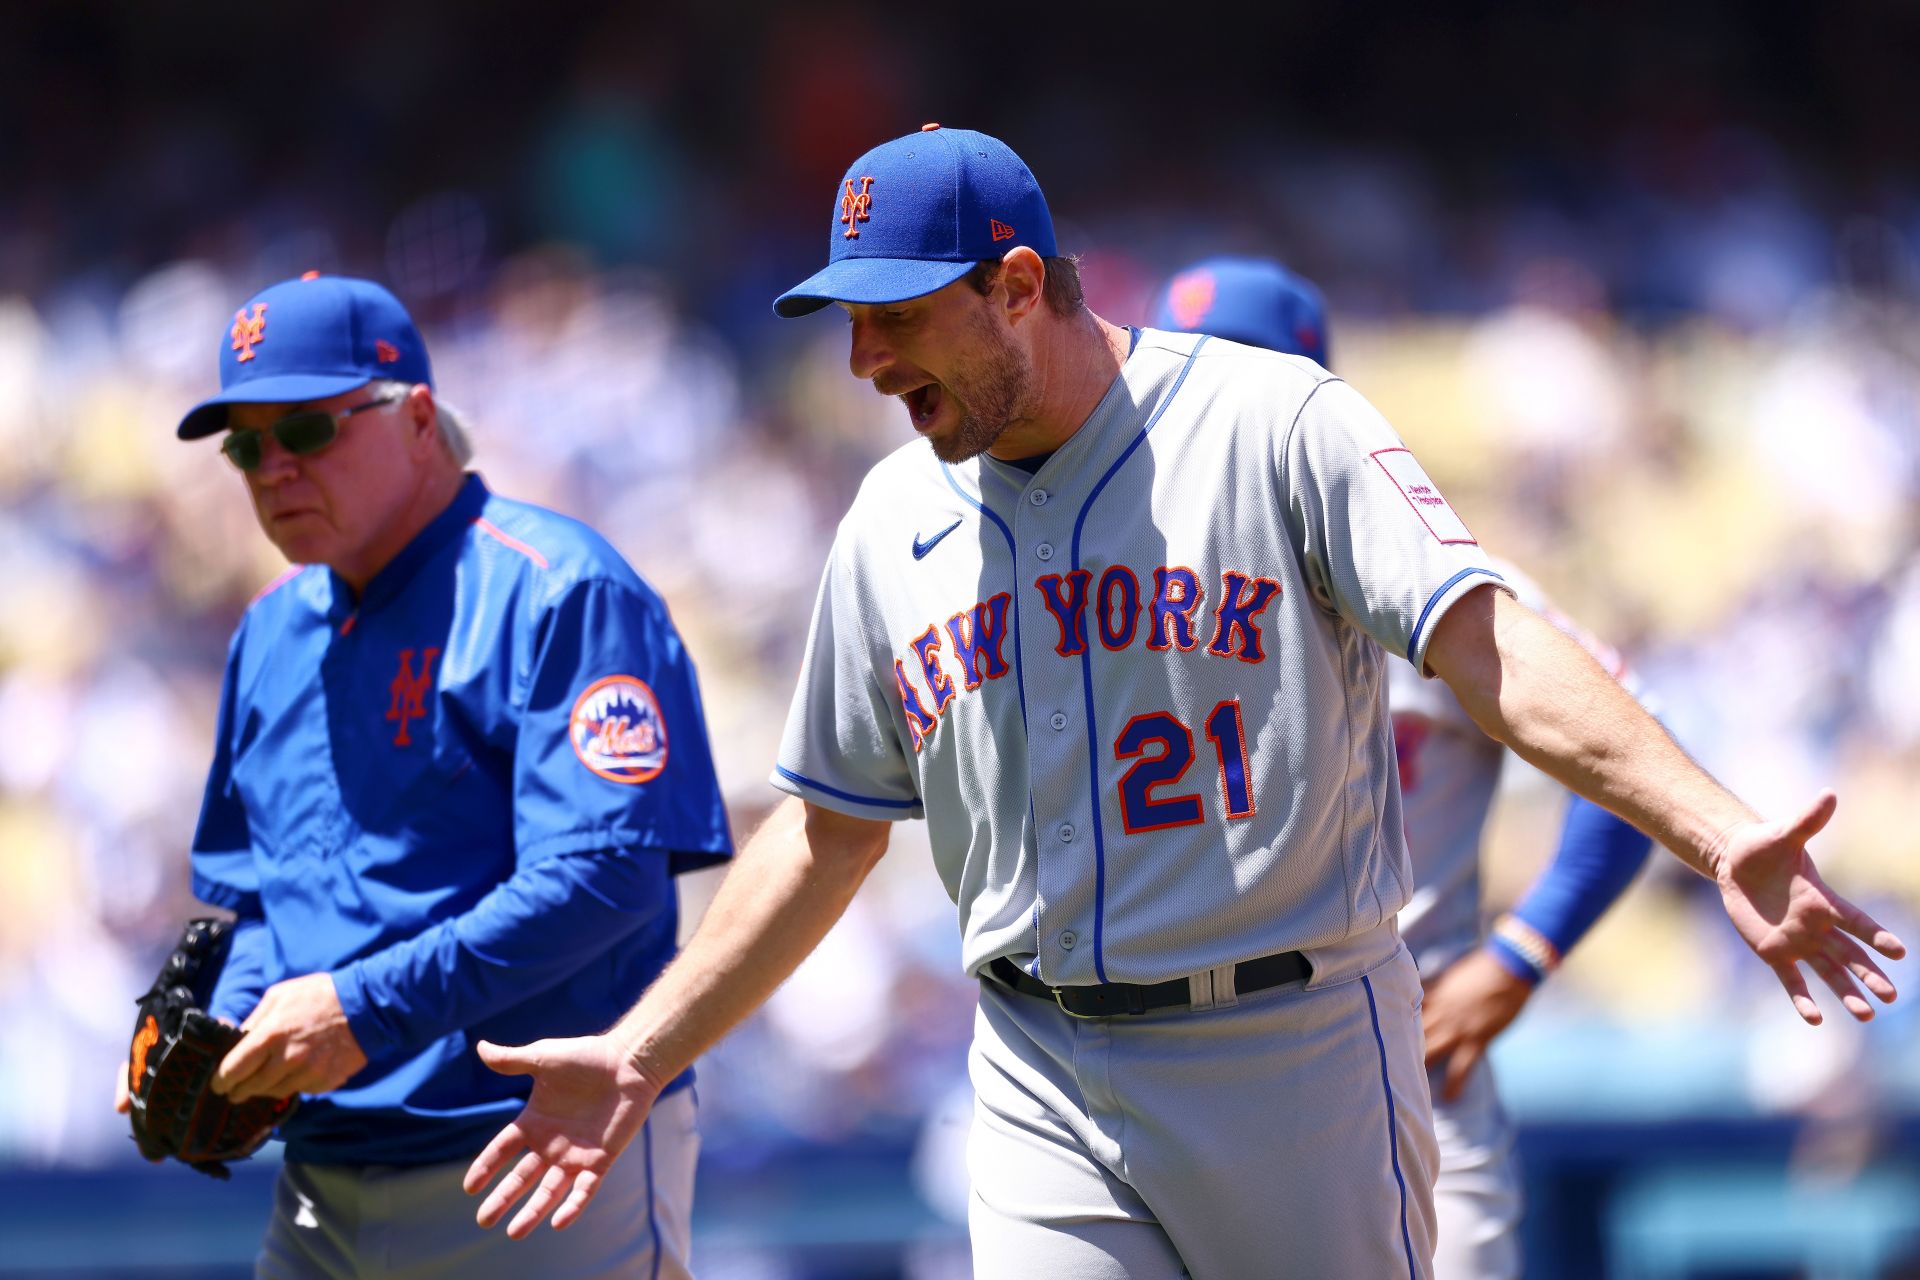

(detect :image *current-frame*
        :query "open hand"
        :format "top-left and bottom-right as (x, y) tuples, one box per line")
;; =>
(1713, 790), (1903, 1025)
(463, 1035), (664, 1239)
(1422, 947), (1536, 1102)
(213, 974), (367, 1102)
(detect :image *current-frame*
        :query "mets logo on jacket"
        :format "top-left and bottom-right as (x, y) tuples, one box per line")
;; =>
(569, 675), (669, 784)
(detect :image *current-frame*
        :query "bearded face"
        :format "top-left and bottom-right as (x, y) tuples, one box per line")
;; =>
(848, 278), (1040, 465)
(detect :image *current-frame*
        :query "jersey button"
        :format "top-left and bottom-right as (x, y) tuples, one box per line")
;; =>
(1028, 489), (1048, 506)
(1049, 711), (1068, 731)
(1059, 930), (1077, 950)
(1058, 823), (1075, 843)
(1035, 542), (1055, 561)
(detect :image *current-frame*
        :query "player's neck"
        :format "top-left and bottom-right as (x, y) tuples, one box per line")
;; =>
(331, 463), (468, 598)
(985, 311), (1131, 461)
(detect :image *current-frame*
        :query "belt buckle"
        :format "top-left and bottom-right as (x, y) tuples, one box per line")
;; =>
(1050, 986), (1100, 1020)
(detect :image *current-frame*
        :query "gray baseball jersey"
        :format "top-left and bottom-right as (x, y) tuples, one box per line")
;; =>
(1390, 558), (1651, 978)
(772, 328), (1509, 986)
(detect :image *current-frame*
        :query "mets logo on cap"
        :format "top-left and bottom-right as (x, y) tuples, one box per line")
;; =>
(569, 675), (668, 784)
(1165, 268), (1217, 331)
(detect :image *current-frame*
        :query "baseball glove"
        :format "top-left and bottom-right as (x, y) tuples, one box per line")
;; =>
(127, 918), (295, 1180)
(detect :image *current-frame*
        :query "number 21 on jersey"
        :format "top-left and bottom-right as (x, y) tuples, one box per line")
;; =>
(1113, 699), (1255, 833)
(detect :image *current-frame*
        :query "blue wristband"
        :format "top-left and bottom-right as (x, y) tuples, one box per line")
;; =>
(1486, 930), (1549, 986)
(1482, 917), (1559, 990)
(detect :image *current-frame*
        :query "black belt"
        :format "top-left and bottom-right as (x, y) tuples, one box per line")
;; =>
(986, 951), (1311, 1019)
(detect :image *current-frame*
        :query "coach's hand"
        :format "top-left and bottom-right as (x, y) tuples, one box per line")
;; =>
(1711, 790), (1903, 1025)
(213, 974), (367, 1102)
(1421, 947), (1533, 1102)
(464, 1035), (663, 1239)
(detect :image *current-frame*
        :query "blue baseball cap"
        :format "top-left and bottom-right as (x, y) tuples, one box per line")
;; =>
(1149, 256), (1331, 368)
(773, 124), (1058, 318)
(176, 274), (434, 440)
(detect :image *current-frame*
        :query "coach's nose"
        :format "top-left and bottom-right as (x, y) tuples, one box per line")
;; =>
(251, 431), (302, 486)
(846, 310), (893, 383)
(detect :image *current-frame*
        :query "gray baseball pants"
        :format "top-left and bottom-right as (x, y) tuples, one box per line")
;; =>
(1431, 1058), (1522, 1280)
(966, 923), (1439, 1279)
(255, 1084), (698, 1279)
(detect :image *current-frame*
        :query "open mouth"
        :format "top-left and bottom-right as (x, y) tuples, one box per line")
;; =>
(903, 383), (947, 430)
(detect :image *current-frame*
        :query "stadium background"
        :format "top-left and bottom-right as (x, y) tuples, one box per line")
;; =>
(4, 2), (1919, 1275)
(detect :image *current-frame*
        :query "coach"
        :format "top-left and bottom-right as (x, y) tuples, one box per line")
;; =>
(140, 274), (731, 1278)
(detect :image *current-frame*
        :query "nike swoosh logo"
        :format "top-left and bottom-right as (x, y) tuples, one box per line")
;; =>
(912, 519), (962, 560)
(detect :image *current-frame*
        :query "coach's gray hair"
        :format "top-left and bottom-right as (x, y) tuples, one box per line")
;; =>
(368, 379), (474, 467)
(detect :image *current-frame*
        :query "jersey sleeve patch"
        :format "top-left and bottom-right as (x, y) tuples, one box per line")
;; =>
(1370, 448), (1477, 545)
(569, 675), (668, 784)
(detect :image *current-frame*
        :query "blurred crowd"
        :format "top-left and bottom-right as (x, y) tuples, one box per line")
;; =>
(3, 6), (1920, 1227)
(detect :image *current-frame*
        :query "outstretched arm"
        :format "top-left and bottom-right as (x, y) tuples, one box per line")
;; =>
(1424, 584), (1903, 1025)
(462, 796), (891, 1238)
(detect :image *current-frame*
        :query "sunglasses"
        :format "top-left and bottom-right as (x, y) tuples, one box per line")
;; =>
(219, 393), (405, 471)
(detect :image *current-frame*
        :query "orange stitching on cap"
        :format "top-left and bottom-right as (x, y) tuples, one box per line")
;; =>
(230, 304), (268, 362)
(1165, 270), (1218, 330)
(989, 219), (1015, 242)
(840, 177), (874, 239)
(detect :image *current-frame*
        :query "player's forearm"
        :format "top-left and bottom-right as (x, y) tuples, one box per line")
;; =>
(607, 796), (889, 1092)
(1426, 585), (1753, 879)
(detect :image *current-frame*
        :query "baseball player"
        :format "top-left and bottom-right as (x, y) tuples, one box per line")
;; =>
(461, 128), (1901, 1278)
(124, 274), (732, 1279)
(1152, 255), (1659, 1278)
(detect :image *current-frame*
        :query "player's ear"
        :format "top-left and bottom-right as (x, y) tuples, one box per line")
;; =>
(998, 247), (1046, 324)
(404, 384), (438, 455)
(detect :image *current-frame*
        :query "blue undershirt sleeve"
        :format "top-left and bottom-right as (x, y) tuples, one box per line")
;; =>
(330, 848), (668, 1065)
(206, 913), (273, 1026)
(1487, 794), (1653, 984)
